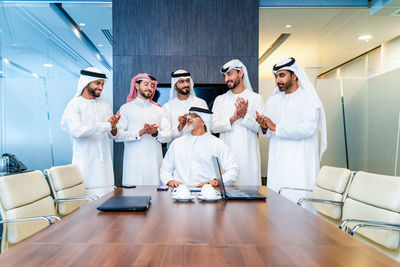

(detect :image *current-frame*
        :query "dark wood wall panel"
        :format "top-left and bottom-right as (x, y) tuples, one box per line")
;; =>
(114, 0), (258, 57)
(113, 0), (259, 186)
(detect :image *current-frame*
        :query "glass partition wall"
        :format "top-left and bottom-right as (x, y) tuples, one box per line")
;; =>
(318, 41), (400, 176)
(0, 1), (112, 171)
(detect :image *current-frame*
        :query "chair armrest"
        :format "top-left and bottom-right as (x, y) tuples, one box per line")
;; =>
(339, 219), (400, 229)
(54, 195), (98, 203)
(278, 187), (312, 194)
(297, 198), (344, 207)
(351, 223), (400, 235)
(0, 215), (61, 225)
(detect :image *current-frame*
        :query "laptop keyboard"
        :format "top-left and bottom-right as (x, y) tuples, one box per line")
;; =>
(227, 190), (250, 198)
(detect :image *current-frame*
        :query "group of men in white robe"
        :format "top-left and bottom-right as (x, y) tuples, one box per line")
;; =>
(61, 57), (327, 202)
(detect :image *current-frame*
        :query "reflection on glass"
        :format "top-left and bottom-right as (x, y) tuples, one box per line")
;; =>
(0, 3), (112, 171)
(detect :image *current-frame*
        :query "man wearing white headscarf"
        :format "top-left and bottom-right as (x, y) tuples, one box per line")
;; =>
(160, 107), (238, 187)
(61, 67), (120, 196)
(163, 70), (208, 143)
(115, 73), (171, 186)
(211, 59), (264, 186)
(256, 57), (327, 203)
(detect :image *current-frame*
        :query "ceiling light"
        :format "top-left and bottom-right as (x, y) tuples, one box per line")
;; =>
(32, 73), (39, 78)
(358, 35), (372, 40)
(2, 58), (10, 64)
(285, 24), (292, 28)
(12, 43), (18, 47)
(0, 71), (3, 74)
(98, 44), (103, 47)
(43, 64), (54, 68)
(79, 23), (85, 26)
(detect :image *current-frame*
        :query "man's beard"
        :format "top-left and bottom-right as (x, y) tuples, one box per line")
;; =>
(87, 85), (101, 98)
(278, 79), (293, 92)
(182, 123), (194, 134)
(139, 89), (152, 99)
(226, 77), (240, 89)
(177, 86), (190, 95)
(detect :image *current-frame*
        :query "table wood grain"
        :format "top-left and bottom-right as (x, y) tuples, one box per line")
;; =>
(0, 186), (398, 266)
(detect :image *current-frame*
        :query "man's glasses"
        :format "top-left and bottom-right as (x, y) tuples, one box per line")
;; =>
(187, 112), (200, 118)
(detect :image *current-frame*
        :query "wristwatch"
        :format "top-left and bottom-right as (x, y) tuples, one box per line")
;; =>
(151, 131), (159, 137)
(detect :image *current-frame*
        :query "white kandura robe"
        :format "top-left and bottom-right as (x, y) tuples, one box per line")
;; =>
(163, 95), (208, 142)
(262, 88), (320, 203)
(61, 96), (115, 191)
(160, 133), (238, 186)
(211, 88), (264, 186)
(116, 98), (171, 186)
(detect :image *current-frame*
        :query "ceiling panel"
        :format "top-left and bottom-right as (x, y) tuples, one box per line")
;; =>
(259, 7), (400, 79)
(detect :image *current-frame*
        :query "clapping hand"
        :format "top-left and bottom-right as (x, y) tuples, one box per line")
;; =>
(255, 111), (276, 132)
(235, 97), (248, 118)
(108, 111), (121, 128)
(139, 123), (159, 136)
(144, 123), (159, 135)
(256, 111), (269, 134)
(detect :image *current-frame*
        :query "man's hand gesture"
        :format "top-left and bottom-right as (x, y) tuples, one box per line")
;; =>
(177, 114), (187, 132)
(108, 111), (121, 135)
(235, 97), (248, 118)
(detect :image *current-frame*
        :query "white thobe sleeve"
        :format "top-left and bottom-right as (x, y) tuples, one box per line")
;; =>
(276, 104), (320, 140)
(160, 143), (176, 185)
(171, 127), (182, 140)
(164, 103), (184, 140)
(211, 96), (232, 133)
(240, 94), (264, 134)
(61, 102), (111, 138)
(154, 110), (172, 143)
(215, 141), (239, 185)
(114, 108), (141, 142)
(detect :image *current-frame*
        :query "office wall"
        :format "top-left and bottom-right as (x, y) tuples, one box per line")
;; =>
(315, 79), (347, 168)
(367, 69), (400, 175)
(113, 0), (259, 185)
(316, 39), (400, 176)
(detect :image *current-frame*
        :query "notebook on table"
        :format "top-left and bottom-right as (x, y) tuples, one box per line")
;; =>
(212, 156), (266, 200)
(97, 196), (151, 211)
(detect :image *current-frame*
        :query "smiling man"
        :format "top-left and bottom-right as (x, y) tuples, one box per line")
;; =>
(211, 59), (264, 186)
(160, 106), (238, 188)
(256, 57), (327, 203)
(163, 70), (208, 144)
(115, 73), (171, 186)
(61, 67), (120, 196)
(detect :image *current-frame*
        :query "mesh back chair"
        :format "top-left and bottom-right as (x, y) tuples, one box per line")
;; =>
(0, 171), (60, 252)
(44, 164), (98, 217)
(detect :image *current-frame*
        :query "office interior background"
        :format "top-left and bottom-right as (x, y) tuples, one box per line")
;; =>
(1, 0), (400, 182)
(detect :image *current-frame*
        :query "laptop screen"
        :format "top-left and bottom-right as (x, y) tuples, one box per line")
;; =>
(212, 156), (227, 198)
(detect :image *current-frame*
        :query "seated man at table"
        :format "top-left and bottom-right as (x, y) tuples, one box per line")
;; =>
(160, 107), (239, 187)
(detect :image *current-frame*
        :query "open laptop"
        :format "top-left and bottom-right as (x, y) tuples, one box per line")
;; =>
(213, 156), (266, 200)
(97, 196), (151, 211)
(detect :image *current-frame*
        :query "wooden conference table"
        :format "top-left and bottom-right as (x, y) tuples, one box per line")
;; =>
(0, 186), (398, 266)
